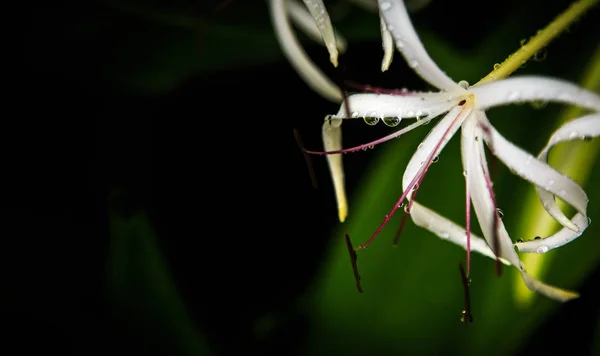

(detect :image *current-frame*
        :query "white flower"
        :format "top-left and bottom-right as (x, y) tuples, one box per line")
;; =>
(271, 0), (600, 300)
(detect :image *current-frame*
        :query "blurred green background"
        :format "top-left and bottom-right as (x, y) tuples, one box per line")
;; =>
(6, 0), (600, 355)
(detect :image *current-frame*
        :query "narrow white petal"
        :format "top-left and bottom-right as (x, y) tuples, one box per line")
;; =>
(322, 118), (348, 222)
(536, 114), (600, 229)
(335, 91), (465, 120)
(402, 106), (470, 193)
(516, 114), (600, 252)
(516, 213), (589, 253)
(302, 0), (339, 67)
(269, 0), (342, 102)
(479, 117), (589, 231)
(377, 0), (461, 91)
(471, 76), (600, 111)
(466, 113), (577, 301)
(380, 14), (394, 72)
(410, 202), (509, 262)
(287, 0), (347, 53)
(519, 269), (579, 301)
(466, 114), (521, 267)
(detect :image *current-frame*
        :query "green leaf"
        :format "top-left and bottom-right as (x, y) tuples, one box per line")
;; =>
(108, 210), (211, 355)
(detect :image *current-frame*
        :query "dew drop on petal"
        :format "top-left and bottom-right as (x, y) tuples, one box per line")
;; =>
(463, 170), (468, 177)
(432, 155), (440, 163)
(568, 131), (578, 139)
(351, 111), (359, 118)
(364, 117), (379, 126)
(496, 208), (504, 219)
(438, 232), (450, 239)
(458, 80), (469, 89)
(536, 245), (549, 254)
(493, 63), (501, 70)
(383, 117), (401, 127)
(380, 2), (391, 11)
(507, 91), (521, 101)
(408, 59), (419, 68)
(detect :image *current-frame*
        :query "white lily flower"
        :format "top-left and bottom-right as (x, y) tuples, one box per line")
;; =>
(291, 0), (600, 301)
(328, 0), (600, 301)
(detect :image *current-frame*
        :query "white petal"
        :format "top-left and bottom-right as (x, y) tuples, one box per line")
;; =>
(322, 118), (348, 222)
(410, 202), (508, 262)
(380, 14), (394, 72)
(377, 0), (461, 91)
(463, 113), (521, 267)
(479, 117), (589, 231)
(402, 105), (470, 193)
(335, 91), (465, 120)
(536, 114), (600, 230)
(471, 76), (600, 111)
(516, 114), (600, 253)
(519, 269), (579, 301)
(269, 0), (342, 102)
(287, 0), (347, 53)
(302, 0), (339, 67)
(515, 213), (589, 253)
(466, 113), (577, 301)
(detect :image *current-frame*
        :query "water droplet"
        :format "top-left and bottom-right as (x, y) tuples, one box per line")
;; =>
(496, 208), (504, 219)
(582, 135), (593, 141)
(493, 63), (501, 70)
(536, 245), (549, 254)
(533, 47), (547, 61)
(368, 145), (375, 150)
(547, 179), (554, 186)
(438, 232), (450, 239)
(362, 147), (368, 151)
(417, 143), (424, 150)
(534, 236), (541, 240)
(516, 238), (524, 243)
(412, 183), (419, 191)
(380, 2), (391, 11)
(568, 131), (578, 139)
(351, 111), (359, 118)
(587, 217), (592, 224)
(406, 110), (415, 117)
(364, 117), (379, 126)
(432, 155), (439, 163)
(463, 170), (468, 177)
(408, 59), (419, 68)
(531, 99), (548, 109)
(460, 310), (473, 324)
(398, 202), (405, 208)
(458, 80), (469, 89)
(383, 116), (401, 127)
(507, 91), (520, 101)
(520, 38), (529, 46)
(404, 205), (411, 214)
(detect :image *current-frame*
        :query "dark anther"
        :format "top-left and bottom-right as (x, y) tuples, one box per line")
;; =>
(345, 234), (363, 293)
(458, 99), (466, 106)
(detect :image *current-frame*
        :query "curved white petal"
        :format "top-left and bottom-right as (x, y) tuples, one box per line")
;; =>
(269, 0), (342, 102)
(516, 114), (600, 253)
(516, 213), (589, 253)
(471, 76), (600, 111)
(335, 91), (465, 120)
(287, 0), (347, 53)
(519, 269), (579, 301)
(380, 14), (394, 72)
(466, 113), (578, 301)
(322, 118), (347, 222)
(478, 117), (589, 231)
(402, 105), (470, 193)
(463, 113), (521, 267)
(301, 0), (339, 67)
(377, 0), (461, 91)
(535, 114), (600, 230)
(410, 202), (508, 262)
